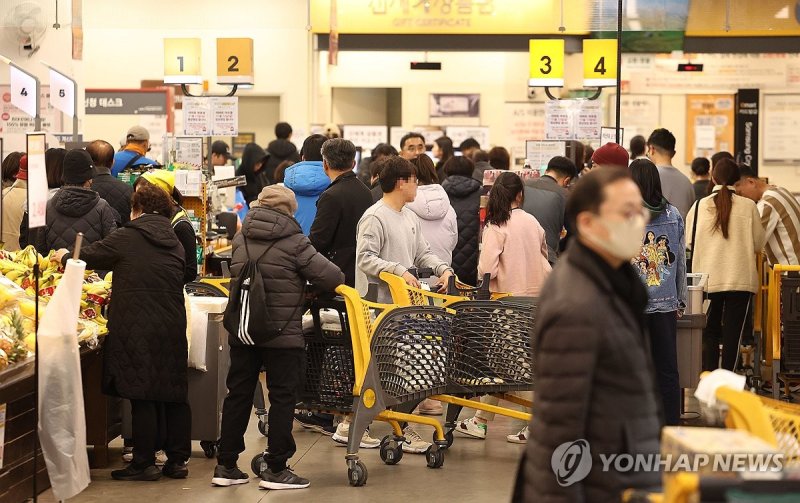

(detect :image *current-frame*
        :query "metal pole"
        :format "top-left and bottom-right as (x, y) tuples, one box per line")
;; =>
(33, 75), (41, 132)
(615, 0), (623, 144)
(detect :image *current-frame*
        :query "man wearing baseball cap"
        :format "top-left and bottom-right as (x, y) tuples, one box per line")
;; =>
(111, 125), (158, 177)
(211, 140), (235, 168)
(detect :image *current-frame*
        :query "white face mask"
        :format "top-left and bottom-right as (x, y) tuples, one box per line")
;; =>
(586, 214), (647, 261)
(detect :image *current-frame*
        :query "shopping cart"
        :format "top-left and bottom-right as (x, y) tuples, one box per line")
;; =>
(380, 272), (534, 447)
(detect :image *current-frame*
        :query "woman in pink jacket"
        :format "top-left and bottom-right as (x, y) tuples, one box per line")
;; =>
(456, 171), (550, 444)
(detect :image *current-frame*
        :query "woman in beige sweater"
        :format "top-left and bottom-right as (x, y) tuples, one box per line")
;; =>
(686, 158), (765, 371)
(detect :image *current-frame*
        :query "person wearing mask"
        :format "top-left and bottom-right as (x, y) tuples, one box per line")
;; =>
(283, 134), (330, 235)
(212, 185), (343, 490)
(45, 147), (67, 199)
(262, 122), (301, 186)
(458, 137), (481, 160)
(406, 154), (458, 267)
(399, 132), (426, 161)
(54, 183), (191, 481)
(456, 171), (550, 444)
(441, 156), (482, 286)
(629, 134), (647, 162)
(211, 140), (235, 169)
(515, 168), (661, 502)
(135, 170), (198, 284)
(236, 143), (268, 205)
(488, 146), (511, 171)
(591, 142), (629, 170)
(691, 157), (711, 201)
(1, 155), (28, 251)
(1, 152), (23, 190)
(36, 149), (118, 254)
(522, 156), (576, 265)
(471, 150), (492, 184)
(629, 159), (687, 426)
(112, 126), (158, 177)
(686, 158), (765, 371)
(736, 166), (800, 266)
(647, 128), (695, 218)
(432, 136), (455, 183)
(87, 140), (133, 226)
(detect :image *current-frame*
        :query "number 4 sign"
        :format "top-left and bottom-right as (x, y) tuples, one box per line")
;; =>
(583, 39), (618, 88)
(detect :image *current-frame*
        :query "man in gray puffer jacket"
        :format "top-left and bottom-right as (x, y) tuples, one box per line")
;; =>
(214, 185), (344, 491)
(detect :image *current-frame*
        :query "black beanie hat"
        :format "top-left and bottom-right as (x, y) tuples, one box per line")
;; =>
(63, 149), (94, 185)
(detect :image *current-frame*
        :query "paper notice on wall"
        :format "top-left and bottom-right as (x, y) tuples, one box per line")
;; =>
(525, 140), (566, 172)
(183, 97), (212, 136)
(342, 125), (388, 149)
(695, 125), (716, 150)
(575, 101), (602, 141)
(175, 169), (203, 197)
(445, 126), (490, 150)
(545, 101), (573, 140)
(0, 402), (6, 469)
(212, 97), (238, 136)
(175, 137), (204, 168)
(600, 127), (624, 147)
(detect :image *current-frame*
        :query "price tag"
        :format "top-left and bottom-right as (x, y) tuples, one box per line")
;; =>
(217, 38), (254, 85)
(583, 39), (618, 87)
(164, 38), (202, 84)
(10, 66), (38, 118)
(528, 39), (564, 88)
(49, 69), (75, 117)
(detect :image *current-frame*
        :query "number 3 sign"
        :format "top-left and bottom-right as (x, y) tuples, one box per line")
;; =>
(528, 39), (565, 88)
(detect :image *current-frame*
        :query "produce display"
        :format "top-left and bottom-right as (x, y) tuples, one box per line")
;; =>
(0, 246), (111, 370)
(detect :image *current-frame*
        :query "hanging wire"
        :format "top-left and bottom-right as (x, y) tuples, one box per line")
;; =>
(558, 0), (565, 32)
(724, 0), (731, 32)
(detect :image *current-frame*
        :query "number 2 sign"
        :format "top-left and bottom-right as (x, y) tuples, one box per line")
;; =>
(217, 38), (254, 85)
(583, 39), (618, 88)
(528, 39), (565, 88)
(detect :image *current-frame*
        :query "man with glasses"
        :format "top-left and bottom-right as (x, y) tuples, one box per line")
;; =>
(399, 132), (426, 160)
(112, 125), (158, 177)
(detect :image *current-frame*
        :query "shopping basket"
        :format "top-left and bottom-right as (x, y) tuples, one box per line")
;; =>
(446, 273), (511, 301)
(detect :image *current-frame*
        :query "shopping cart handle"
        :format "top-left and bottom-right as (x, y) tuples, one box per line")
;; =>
(408, 267), (435, 279)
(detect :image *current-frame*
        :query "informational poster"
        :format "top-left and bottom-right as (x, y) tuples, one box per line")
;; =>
(212, 97), (239, 136)
(412, 127), (444, 146)
(182, 97), (239, 137)
(575, 101), (602, 140)
(175, 169), (203, 197)
(342, 125), (388, 149)
(1, 85), (64, 133)
(608, 94), (661, 140)
(525, 140), (567, 172)
(27, 133), (48, 229)
(685, 94), (735, 161)
(763, 94), (800, 163)
(503, 102), (546, 161)
(175, 137), (204, 168)
(546, 100), (602, 141)
(429, 93), (480, 118)
(445, 126), (490, 150)
(545, 101), (572, 140)
(182, 97), (211, 136)
(600, 127), (624, 147)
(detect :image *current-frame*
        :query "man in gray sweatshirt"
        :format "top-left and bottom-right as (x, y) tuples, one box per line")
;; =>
(647, 128), (695, 218)
(356, 155), (454, 304)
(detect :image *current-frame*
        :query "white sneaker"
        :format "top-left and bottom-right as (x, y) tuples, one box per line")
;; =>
(155, 450), (168, 466)
(331, 422), (380, 449)
(454, 417), (487, 439)
(507, 426), (529, 444)
(401, 426), (431, 454)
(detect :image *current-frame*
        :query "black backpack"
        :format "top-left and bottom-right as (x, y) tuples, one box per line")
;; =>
(223, 236), (283, 345)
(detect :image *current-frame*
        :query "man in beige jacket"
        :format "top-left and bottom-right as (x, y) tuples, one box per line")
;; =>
(1, 155), (28, 251)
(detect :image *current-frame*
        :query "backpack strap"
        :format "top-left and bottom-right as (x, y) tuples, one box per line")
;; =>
(121, 153), (144, 172)
(687, 199), (700, 273)
(243, 235), (278, 264)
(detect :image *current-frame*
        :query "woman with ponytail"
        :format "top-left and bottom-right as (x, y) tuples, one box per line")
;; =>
(686, 158), (765, 371)
(456, 172), (550, 444)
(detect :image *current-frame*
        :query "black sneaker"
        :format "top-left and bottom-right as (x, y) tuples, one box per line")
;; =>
(211, 465), (250, 487)
(162, 461), (189, 479)
(111, 464), (162, 481)
(293, 411), (335, 436)
(258, 467), (310, 490)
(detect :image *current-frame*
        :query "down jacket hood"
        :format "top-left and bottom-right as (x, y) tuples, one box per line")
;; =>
(407, 184), (452, 221)
(442, 175), (482, 199)
(283, 161), (329, 197)
(267, 139), (299, 159)
(53, 186), (101, 217)
(127, 214), (180, 249)
(242, 206), (302, 242)
(236, 143), (268, 181)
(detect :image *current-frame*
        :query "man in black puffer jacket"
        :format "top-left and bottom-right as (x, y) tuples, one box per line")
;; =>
(441, 156), (482, 286)
(36, 149), (118, 254)
(214, 185), (343, 491)
(87, 140), (133, 225)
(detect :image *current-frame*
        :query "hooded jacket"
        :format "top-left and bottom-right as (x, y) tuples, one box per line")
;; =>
(36, 186), (118, 254)
(230, 205), (344, 349)
(236, 143), (268, 204)
(406, 184), (458, 265)
(69, 214), (187, 402)
(442, 175), (482, 286)
(283, 161), (330, 235)
(92, 167), (133, 226)
(262, 139), (301, 186)
(1, 179), (27, 251)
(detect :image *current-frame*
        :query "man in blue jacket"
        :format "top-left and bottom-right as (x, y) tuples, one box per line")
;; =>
(283, 134), (330, 235)
(112, 126), (158, 177)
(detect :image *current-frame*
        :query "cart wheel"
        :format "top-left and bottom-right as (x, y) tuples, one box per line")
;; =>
(425, 446), (445, 469)
(379, 436), (403, 466)
(258, 420), (268, 437)
(251, 453), (267, 477)
(444, 430), (454, 449)
(348, 460), (368, 487)
(200, 440), (217, 459)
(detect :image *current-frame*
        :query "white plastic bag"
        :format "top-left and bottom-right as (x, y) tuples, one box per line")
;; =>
(188, 297), (228, 371)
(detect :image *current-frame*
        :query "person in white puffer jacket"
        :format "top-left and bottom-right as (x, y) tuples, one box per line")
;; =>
(406, 154), (458, 265)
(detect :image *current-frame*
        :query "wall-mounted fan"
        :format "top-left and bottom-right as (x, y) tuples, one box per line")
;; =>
(4, 1), (47, 56)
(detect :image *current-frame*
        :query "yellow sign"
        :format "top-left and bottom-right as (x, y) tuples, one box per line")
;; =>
(164, 38), (202, 84)
(310, 0), (590, 35)
(528, 39), (565, 87)
(583, 39), (618, 88)
(217, 38), (254, 85)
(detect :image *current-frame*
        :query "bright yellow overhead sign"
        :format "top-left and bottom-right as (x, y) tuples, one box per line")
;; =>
(310, 0), (590, 35)
(164, 38), (202, 85)
(583, 39), (617, 88)
(529, 39), (564, 88)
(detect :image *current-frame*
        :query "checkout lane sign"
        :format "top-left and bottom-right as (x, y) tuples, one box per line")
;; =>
(26, 133), (48, 229)
(529, 39), (565, 88)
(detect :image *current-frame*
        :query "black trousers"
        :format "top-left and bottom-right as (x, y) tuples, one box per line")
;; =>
(130, 399), (192, 468)
(218, 346), (304, 472)
(704, 291), (753, 371)
(645, 311), (680, 426)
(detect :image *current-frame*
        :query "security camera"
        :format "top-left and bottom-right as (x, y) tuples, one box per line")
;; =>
(527, 86), (537, 100)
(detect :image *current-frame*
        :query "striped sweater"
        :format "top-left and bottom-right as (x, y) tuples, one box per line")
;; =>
(758, 186), (800, 266)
